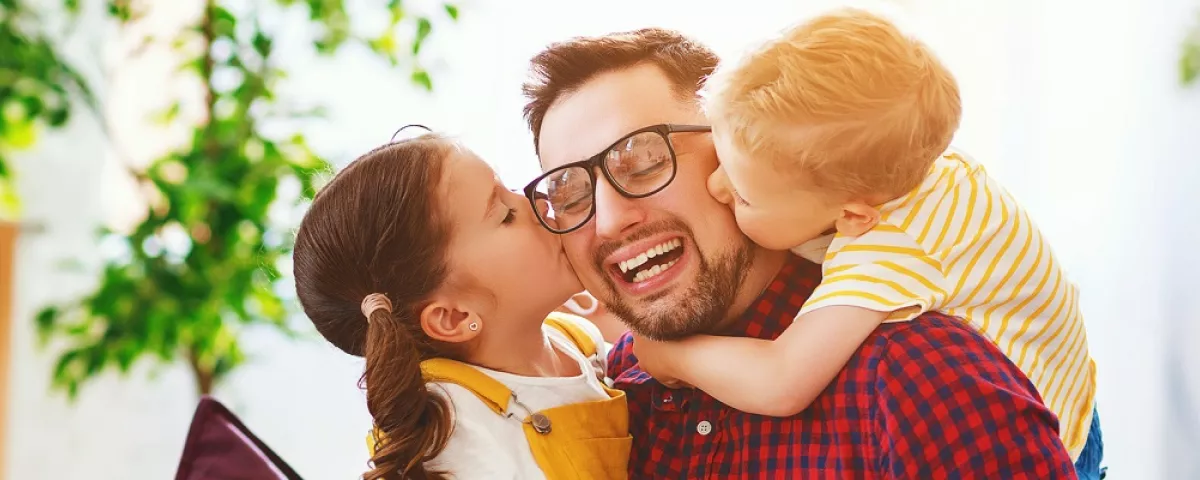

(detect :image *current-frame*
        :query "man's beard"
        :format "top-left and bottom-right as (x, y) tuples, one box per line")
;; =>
(591, 218), (755, 341)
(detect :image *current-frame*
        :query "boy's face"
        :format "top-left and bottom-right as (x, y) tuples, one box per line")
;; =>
(707, 126), (842, 251)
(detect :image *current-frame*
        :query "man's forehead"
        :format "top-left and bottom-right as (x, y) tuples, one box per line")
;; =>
(537, 64), (694, 172)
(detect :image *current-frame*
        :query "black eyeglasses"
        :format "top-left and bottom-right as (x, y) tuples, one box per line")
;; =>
(523, 123), (711, 234)
(390, 124), (432, 142)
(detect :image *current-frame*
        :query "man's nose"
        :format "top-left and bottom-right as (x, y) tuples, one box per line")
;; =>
(708, 166), (733, 205)
(592, 176), (645, 239)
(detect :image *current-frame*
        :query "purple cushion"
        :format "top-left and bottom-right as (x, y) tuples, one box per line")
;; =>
(175, 396), (303, 480)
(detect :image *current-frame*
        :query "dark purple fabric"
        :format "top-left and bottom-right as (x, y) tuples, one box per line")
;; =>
(175, 396), (303, 480)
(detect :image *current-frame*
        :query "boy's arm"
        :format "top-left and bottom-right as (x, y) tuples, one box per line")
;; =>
(633, 229), (946, 414)
(636, 305), (886, 416)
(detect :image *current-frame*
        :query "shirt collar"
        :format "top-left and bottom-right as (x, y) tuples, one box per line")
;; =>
(614, 255), (823, 387)
(715, 255), (823, 340)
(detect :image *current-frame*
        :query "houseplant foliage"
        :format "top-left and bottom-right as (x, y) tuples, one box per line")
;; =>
(35, 0), (458, 398)
(1184, 12), (1200, 86)
(0, 0), (94, 218)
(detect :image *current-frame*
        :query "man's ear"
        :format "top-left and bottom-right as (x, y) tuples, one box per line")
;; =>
(419, 297), (483, 344)
(834, 202), (881, 237)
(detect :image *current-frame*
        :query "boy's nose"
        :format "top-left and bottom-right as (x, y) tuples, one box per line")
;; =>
(707, 166), (733, 205)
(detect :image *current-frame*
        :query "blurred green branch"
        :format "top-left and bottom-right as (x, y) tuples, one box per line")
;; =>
(1183, 13), (1200, 85)
(35, 0), (459, 399)
(0, 0), (95, 218)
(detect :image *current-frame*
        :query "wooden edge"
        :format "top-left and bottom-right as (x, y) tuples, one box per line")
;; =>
(0, 221), (17, 480)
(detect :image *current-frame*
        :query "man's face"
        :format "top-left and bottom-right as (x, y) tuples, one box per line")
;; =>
(537, 63), (764, 340)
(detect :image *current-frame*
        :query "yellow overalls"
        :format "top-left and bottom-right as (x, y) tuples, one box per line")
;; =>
(367, 313), (631, 479)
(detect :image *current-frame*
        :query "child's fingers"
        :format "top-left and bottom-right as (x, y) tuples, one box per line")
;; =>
(658, 378), (692, 389)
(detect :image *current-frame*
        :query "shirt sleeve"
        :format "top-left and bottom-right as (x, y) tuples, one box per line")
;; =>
(607, 331), (636, 381)
(425, 384), (521, 480)
(872, 314), (1075, 479)
(800, 226), (949, 322)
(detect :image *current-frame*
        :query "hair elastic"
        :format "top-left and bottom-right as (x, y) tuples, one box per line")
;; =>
(360, 293), (393, 322)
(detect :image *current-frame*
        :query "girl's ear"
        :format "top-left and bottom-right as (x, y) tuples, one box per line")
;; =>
(420, 297), (484, 344)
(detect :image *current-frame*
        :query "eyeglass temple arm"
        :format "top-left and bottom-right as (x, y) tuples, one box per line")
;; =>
(667, 124), (712, 133)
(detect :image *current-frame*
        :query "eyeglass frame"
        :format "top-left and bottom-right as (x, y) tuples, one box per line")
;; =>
(522, 123), (712, 235)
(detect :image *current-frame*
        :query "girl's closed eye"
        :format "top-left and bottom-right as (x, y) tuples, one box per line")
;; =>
(732, 191), (751, 207)
(502, 207), (517, 224)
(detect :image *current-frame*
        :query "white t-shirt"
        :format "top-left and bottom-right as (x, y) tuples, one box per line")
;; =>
(424, 316), (610, 479)
(791, 233), (834, 264)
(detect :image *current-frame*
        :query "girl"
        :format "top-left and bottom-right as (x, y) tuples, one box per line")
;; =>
(292, 132), (630, 480)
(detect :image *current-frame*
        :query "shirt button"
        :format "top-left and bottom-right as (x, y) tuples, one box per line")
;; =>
(696, 420), (713, 436)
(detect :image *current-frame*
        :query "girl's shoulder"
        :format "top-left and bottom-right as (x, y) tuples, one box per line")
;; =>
(425, 383), (522, 478)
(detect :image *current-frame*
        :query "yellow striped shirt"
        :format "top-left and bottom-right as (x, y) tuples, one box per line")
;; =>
(798, 150), (1095, 458)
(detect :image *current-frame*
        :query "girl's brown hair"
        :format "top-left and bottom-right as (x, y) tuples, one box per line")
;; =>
(293, 134), (458, 479)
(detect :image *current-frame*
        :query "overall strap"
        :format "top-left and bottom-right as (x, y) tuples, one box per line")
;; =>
(368, 314), (601, 458)
(544, 312), (597, 358)
(367, 358), (515, 457)
(419, 358), (513, 414)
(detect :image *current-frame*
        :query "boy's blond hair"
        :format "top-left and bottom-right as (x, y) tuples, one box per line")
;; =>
(703, 8), (961, 200)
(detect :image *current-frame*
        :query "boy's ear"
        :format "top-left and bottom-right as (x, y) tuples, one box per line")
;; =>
(835, 202), (880, 237)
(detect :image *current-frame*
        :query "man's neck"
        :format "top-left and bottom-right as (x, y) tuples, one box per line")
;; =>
(712, 247), (790, 333)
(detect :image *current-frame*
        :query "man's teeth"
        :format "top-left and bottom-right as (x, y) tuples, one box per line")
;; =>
(618, 238), (682, 273)
(632, 259), (678, 283)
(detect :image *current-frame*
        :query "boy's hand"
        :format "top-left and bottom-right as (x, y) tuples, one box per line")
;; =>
(631, 333), (691, 388)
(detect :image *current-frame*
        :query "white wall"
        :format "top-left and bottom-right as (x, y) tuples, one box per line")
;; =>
(5, 0), (1197, 478)
(1160, 1), (1200, 478)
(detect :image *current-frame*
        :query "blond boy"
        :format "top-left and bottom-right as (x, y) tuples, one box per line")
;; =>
(633, 8), (1102, 473)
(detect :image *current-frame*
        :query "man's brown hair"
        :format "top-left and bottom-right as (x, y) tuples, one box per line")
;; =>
(522, 28), (720, 151)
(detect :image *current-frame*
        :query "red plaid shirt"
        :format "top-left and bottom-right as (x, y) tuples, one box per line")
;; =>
(608, 256), (1074, 479)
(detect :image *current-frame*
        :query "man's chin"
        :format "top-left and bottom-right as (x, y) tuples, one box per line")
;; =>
(589, 225), (756, 341)
(606, 289), (724, 341)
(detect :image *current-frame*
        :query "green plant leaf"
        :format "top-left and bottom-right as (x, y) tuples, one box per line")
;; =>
(46, 106), (70, 127)
(252, 31), (272, 56)
(1183, 38), (1200, 86)
(1184, 14), (1200, 86)
(152, 102), (182, 125)
(0, 183), (18, 219)
(412, 17), (432, 55)
(34, 306), (59, 339)
(19, 95), (45, 120)
(212, 6), (238, 38)
(2, 119), (37, 149)
(107, 0), (132, 22)
(411, 68), (432, 91)
(444, 4), (458, 20)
